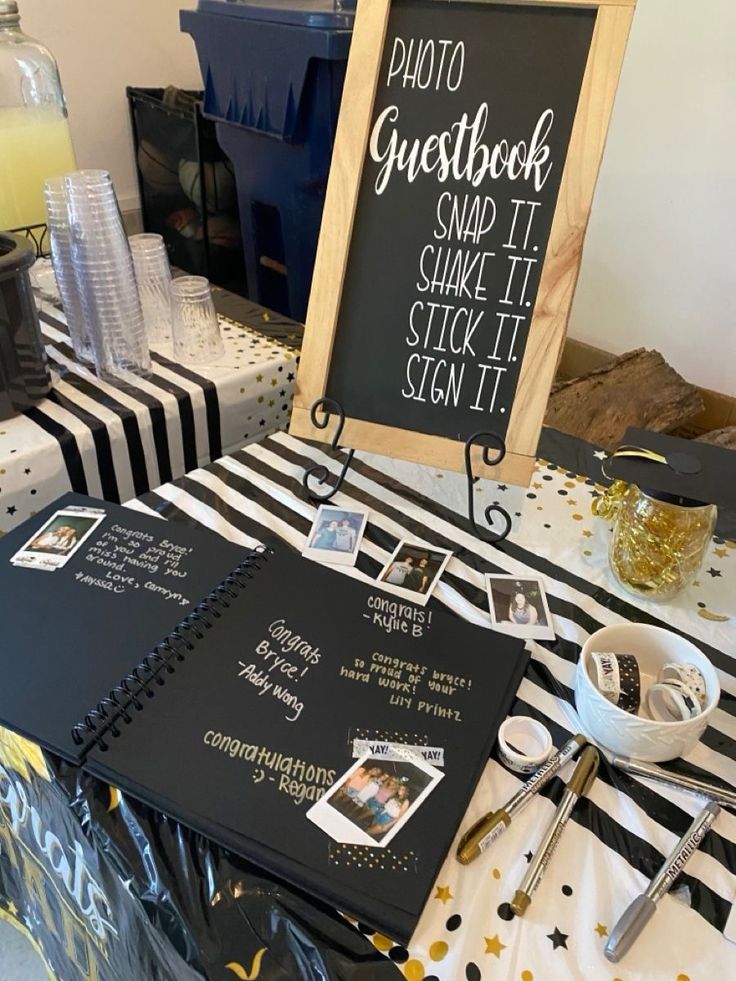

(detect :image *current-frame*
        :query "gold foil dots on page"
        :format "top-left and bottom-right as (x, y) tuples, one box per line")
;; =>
(328, 845), (417, 873)
(350, 729), (429, 745)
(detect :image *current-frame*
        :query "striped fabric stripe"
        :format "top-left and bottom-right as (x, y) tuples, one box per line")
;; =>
(129, 430), (736, 938)
(28, 303), (283, 504)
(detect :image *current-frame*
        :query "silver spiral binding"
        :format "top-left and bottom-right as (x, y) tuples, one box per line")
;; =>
(71, 548), (271, 754)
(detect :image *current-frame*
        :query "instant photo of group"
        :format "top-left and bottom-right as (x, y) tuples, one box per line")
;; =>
(307, 754), (443, 848)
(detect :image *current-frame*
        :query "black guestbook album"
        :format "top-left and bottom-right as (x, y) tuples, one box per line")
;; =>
(0, 493), (527, 942)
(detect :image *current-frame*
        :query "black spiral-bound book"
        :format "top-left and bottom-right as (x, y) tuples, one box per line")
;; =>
(0, 493), (246, 763)
(0, 494), (527, 942)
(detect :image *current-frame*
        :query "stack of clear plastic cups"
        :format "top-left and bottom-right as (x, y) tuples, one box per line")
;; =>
(129, 233), (173, 344)
(43, 176), (93, 362)
(170, 276), (225, 364)
(64, 170), (150, 379)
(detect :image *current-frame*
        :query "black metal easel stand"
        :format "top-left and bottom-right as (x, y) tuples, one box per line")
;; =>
(301, 399), (512, 545)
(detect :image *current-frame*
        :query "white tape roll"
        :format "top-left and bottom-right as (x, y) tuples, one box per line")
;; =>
(645, 680), (702, 722)
(659, 662), (707, 709)
(497, 716), (554, 774)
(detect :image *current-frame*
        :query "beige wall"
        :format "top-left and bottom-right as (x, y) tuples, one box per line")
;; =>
(18, 0), (201, 211)
(567, 0), (736, 395)
(18, 1), (735, 395)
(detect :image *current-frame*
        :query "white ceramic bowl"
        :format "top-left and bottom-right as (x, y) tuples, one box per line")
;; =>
(575, 624), (720, 762)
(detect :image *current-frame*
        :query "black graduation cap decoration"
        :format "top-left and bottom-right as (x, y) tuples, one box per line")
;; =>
(605, 428), (736, 509)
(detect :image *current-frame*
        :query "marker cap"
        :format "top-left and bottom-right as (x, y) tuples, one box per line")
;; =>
(456, 809), (510, 865)
(568, 745), (600, 797)
(510, 889), (530, 916)
(605, 895), (656, 962)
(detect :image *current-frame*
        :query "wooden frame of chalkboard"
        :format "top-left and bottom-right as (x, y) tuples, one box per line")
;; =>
(290, 0), (636, 486)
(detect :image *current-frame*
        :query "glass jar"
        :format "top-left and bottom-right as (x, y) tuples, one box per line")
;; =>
(0, 1), (76, 231)
(594, 481), (717, 601)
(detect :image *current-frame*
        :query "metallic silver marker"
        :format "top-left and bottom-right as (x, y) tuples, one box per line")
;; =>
(510, 745), (599, 915)
(456, 734), (587, 865)
(605, 801), (720, 963)
(613, 755), (736, 811)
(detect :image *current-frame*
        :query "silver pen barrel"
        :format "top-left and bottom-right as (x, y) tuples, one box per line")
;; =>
(613, 756), (736, 811)
(504, 734), (586, 819)
(606, 802), (720, 962)
(510, 746), (599, 915)
(516, 788), (576, 902)
(647, 802), (720, 902)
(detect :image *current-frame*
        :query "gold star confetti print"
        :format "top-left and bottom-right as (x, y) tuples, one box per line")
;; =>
(484, 934), (506, 958)
(434, 885), (453, 904)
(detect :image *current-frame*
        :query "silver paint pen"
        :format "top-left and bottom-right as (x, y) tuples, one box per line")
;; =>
(510, 745), (599, 915)
(605, 801), (720, 963)
(613, 755), (736, 811)
(456, 734), (586, 865)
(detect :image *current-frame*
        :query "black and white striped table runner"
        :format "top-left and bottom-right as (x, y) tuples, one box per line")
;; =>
(0, 302), (296, 533)
(125, 431), (736, 980)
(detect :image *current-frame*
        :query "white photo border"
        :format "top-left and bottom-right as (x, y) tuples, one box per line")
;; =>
(377, 539), (452, 607)
(306, 750), (444, 848)
(485, 573), (555, 641)
(302, 504), (369, 567)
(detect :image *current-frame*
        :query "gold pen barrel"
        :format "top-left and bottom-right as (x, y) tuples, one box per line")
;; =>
(455, 735), (587, 866)
(510, 747), (599, 915)
(456, 809), (510, 865)
(568, 745), (599, 798)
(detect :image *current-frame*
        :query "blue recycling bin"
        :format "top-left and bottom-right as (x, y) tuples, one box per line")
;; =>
(181, 0), (354, 321)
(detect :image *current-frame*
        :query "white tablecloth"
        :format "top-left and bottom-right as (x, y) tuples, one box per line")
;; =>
(0, 294), (297, 534)
(124, 430), (735, 981)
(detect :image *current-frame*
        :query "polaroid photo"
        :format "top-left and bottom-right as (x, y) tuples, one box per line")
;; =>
(486, 574), (555, 641)
(377, 540), (452, 607)
(307, 752), (443, 848)
(303, 505), (368, 567)
(11, 506), (106, 572)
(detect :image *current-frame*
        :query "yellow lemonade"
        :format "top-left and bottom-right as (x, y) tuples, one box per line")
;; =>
(0, 106), (76, 230)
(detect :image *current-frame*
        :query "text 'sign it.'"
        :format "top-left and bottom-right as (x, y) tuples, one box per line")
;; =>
(75, 525), (195, 606)
(237, 618), (321, 723)
(372, 37), (554, 420)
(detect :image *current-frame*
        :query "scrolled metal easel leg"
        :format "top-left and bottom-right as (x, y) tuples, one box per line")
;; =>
(302, 397), (356, 503)
(464, 431), (512, 545)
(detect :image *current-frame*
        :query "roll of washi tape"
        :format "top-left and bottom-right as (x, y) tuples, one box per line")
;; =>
(645, 680), (702, 723)
(497, 716), (554, 775)
(659, 662), (707, 709)
(590, 652), (641, 714)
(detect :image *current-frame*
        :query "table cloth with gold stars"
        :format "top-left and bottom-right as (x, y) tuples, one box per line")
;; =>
(0, 288), (298, 534)
(1, 428), (734, 981)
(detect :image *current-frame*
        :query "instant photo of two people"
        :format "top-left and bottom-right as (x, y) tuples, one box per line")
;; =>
(10, 506), (106, 571)
(303, 505), (368, 567)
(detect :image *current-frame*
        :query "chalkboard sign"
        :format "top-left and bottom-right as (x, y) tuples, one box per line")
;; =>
(291, 0), (636, 485)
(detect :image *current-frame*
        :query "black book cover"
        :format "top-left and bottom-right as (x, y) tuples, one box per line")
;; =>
(83, 547), (527, 942)
(0, 493), (247, 762)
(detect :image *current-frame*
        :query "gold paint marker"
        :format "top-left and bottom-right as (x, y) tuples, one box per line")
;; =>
(510, 745), (599, 916)
(456, 734), (586, 865)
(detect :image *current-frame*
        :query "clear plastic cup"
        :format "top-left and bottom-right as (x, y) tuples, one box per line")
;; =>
(129, 233), (173, 343)
(63, 169), (150, 379)
(43, 176), (93, 361)
(170, 276), (224, 365)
